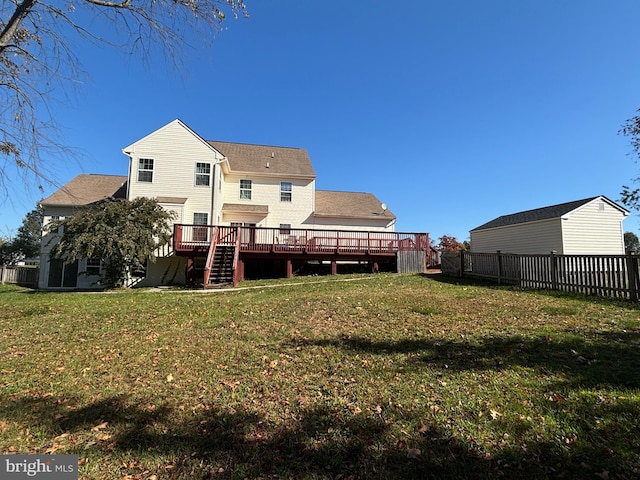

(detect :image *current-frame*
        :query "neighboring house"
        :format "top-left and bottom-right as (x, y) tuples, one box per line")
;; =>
(470, 196), (629, 255)
(39, 119), (423, 289)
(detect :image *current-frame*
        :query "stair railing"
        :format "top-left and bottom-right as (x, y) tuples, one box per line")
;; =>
(203, 226), (220, 288)
(232, 229), (241, 286)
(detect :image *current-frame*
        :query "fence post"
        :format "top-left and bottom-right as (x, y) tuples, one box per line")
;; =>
(627, 253), (638, 301)
(496, 251), (502, 284)
(0, 265), (6, 285)
(550, 251), (558, 291)
(459, 250), (465, 278)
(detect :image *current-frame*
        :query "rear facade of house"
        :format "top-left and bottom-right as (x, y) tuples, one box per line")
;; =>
(39, 119), (430, 289)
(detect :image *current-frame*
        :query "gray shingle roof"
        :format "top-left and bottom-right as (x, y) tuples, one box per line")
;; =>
(315, 190), (396, 220)
(471, 196), (623, 231)
(208, 141), (315, 177)
(40, 174), (128, 206)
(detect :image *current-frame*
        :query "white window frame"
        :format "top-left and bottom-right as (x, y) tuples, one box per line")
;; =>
(240, 179), (252, 200)
(138, 158), (154, 183)
(193, 212), (209, 242)
(86, 258), (102, 276)
(280, 182), (292, 202)
(195, 162), (211, 187)
(49, 215), (64, 234)
(279, 224), (291, 235)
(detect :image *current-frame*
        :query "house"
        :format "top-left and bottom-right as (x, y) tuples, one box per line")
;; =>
(470, 196), (629, 255)
(39, 119), (429, 289)
(39, 174), (127, 289)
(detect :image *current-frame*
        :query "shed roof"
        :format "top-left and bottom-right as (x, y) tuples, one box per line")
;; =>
(315, 190), (396, 220)
(471, 196), (627, 232)
(208, 141), (315, 177)
(40, 174), (127, 206)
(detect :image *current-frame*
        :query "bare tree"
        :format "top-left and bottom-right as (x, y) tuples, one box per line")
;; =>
(0, 0), (247, 197)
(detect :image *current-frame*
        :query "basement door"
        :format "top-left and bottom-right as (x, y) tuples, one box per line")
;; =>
(47, 259), (79, 288)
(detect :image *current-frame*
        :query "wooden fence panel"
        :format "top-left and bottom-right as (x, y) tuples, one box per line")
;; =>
(1, 266), (39, 288)
(442, 251), (640, 301)
(397, 251), (425, 274)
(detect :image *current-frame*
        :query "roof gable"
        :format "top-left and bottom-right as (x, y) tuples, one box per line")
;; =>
(471, 196), (628, 232)
(315, 190), (395, 220)
(208, 141), (315, 177)
(122, 118), (220, 156)
(40, 174), (127, 207)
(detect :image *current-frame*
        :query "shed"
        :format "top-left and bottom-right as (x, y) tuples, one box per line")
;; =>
(470, 196), (629, 254)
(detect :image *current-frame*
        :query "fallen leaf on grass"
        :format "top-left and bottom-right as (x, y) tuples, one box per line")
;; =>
(489, 409), (502, 420)
(407, 448), (422, 459)
(91, 421), (108, 431)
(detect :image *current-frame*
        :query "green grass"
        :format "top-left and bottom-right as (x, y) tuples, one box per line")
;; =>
(1, 273), (640, 479)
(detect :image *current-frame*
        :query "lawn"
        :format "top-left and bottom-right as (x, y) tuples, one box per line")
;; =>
(1, 273), (639, 479)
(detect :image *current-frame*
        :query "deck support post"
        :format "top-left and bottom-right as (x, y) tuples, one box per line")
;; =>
(331, 260), (337, 275)
(286, 259), (293, 278)
(237, 258), (245, 283)
(186, 258), (195, 286)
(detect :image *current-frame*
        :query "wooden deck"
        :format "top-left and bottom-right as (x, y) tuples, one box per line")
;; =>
(173, 225), (436, 285)
(174, 224), (431, 257)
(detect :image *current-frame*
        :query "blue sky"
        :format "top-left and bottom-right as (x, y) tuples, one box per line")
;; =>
(3, 0), (640, 242)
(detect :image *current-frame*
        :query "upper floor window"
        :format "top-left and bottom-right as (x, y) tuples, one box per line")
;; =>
(280, 182), (292, 202)
(240, 179), (252, 200)
(49, 215), (64, 234)
(138, 158), (154, 183)
(195, 162), (211, 186)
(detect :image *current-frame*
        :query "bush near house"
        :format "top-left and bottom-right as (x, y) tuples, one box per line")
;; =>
(1, 274), (639, 479)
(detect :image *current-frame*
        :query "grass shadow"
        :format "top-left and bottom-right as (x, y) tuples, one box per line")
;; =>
(2, 390), (637, 478)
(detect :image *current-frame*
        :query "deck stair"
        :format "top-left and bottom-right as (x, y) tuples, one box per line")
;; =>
(203, 227), (239, 288)
(205, 245), (236, 288)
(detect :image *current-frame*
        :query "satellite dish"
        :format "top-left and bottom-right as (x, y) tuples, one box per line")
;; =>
(381, 203), (387, 212)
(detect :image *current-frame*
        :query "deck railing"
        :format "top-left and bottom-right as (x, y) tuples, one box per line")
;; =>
(174, 225), (430, 256)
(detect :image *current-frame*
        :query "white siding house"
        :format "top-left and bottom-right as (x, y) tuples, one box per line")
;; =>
(470, 196), (629, 255)
(39, 119), (398, 288)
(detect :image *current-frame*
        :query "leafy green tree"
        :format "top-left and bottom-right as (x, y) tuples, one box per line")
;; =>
(11, 205), (43, 259)
(49, 197), (175, 287)
(621, 110), (640, 211)
(624, 231), (640, 254)
(0, 205), (43, 264)
(1, 0), (247, 197)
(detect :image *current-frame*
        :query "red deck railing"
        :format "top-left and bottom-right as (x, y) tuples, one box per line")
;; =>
(174, 225), (430, 257)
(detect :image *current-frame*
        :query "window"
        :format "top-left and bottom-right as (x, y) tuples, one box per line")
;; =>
(193, 212), (209, 242)
(49, 215), (64, 234)
(138, 158), (154, 183)
(240, 179), (252, 200)
(280, 224), (291, 235)
(280, 182), (292, 202)
(195, 162), (211, 186)
(86, 258), (102, 276)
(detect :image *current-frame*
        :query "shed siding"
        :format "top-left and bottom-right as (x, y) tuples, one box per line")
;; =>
(126, 121), (220, 229)
(562, 200), (626, 254)
(471, 218), (563, 254)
